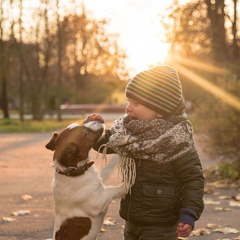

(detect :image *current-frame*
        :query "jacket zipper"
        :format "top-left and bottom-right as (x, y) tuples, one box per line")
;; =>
(127, 159), (140, 220)
(127, 193), (132, 220)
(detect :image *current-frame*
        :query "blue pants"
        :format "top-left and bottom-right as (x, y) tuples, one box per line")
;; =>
(124, 221), (177, 240)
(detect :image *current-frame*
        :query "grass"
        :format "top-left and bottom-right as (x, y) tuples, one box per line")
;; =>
(204, 160), (240, 183)
(216, 160), (240, 180)
(0, 118), (84, 133)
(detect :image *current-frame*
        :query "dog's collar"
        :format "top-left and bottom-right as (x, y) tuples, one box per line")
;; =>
(56, 161), (94, 177)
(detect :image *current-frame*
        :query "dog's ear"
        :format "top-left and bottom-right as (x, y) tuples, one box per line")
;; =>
(45, 133), (58, 151)
(59, 143), (80, 167)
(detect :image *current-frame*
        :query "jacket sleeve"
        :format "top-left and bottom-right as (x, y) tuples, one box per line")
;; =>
(92, 129), (116, 154)
(173, 149), (204, 228)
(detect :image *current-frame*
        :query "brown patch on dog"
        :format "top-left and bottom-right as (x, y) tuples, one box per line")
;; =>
(58, 142), (80, 167)
(55, 216), (92, 240)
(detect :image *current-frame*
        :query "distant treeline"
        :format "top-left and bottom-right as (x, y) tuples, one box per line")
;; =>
(162, 0), (240, 158)
(0, 0), (128, 121)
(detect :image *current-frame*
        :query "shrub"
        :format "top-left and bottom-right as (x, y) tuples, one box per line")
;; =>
(193, 72), (240, 156)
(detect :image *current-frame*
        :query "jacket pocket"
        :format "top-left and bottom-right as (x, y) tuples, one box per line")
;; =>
(143, 184), (175, 198)
(140, 183), (176, 222)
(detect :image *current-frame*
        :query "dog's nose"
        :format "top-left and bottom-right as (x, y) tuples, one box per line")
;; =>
(84, 121), (104, 132)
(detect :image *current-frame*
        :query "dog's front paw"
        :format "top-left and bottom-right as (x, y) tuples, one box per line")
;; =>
(118, 183), (127, 199)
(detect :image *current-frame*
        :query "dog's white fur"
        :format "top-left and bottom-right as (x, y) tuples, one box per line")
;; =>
(53, 162), (125, 239)
(46, 122), (125, 240)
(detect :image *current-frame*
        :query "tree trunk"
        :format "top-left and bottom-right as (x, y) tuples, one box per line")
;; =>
(31, 0), (51, 120)
(1, 74), (9, 119)
(56, 0), (62, 121)
(18, 0), (24, 122)
(232, 0), (238, 60)
(205, 0), (228, 65)
(0, 0), (10, 119)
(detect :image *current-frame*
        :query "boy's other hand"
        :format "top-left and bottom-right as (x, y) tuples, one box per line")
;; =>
(176, 223), (193, 237)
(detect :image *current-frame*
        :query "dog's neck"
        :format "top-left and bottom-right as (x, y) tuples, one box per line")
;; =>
(76, 158), (89, 168)
(55, 159), (94, 177)
(53, 157), (89, 171)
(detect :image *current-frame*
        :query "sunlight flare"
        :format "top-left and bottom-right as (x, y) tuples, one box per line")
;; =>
(172, 63), (240, 111)
(170, 56), (228, 75)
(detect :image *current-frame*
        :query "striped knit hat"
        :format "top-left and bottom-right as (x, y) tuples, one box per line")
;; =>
(126, 65), (183, 117)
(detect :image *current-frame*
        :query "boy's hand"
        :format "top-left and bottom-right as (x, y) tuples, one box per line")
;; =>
(176, 223), (193, 237)
(84, 114), (104, 123)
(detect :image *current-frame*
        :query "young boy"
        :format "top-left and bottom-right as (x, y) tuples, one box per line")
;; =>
(84, 65), (204, 239)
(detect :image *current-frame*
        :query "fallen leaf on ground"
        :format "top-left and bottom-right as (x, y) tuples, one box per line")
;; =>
(12, 210), (30, 216)
(214, 207), (231, 211)
(207, 223), (223, 229)
(218, 195), (231, 200)
(21, 194), (32, 201)
(204, 198), (221, 205)
(213, 227), (240, 234)
(100, 228), (105, 232)
(207, 180), (231, 188)
(204, 187), (214, 194)
(191, 228), (211, 236)
(215, 239), (231, 240)
(2, 217), (16, 222)
(229, 201), (240, 207)
(233, 194), (240, 201)
(103, 217), (117, 226)
(0, 162), (8, 168)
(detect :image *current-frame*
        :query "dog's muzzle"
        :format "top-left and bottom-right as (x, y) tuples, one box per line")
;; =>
(84, 121), (104, 132)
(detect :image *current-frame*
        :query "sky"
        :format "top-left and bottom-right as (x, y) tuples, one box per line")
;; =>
(82, 0), (182, 77)
(22, 0), (189, 77)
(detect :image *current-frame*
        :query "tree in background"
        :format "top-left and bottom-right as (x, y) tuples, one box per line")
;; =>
(16, 0), (24, 121)
(0, 0), (13, 119)
(232, 0), (239, 60)
(162, 0), (234, 64)
(0, 0), (128, 120)
(205, 0), (228, 64)
(55, 0), (63, 121)
(161, 0), (240, 159)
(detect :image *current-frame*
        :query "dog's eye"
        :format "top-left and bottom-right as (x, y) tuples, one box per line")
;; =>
(84, 127), (94, 137)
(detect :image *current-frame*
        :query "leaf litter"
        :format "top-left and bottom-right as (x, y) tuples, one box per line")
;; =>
(103, 217), (117, 226)
(2, 217), (16, 222)
(21, 194), (32, 201)
(12, 210), (30, 216)
(101, 217), (118, 233)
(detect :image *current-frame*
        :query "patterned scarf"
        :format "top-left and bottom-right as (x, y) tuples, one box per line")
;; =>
(102, 114), (194, 193)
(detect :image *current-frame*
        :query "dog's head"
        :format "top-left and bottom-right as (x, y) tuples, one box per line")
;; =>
(45, 121), (104, 168)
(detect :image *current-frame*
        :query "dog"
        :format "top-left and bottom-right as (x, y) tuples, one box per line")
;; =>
(45, 120), (125, 240)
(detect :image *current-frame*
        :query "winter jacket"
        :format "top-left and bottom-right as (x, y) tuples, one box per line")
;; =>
(93, 123), (204, 228)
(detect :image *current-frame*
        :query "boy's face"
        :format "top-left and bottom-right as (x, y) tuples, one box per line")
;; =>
(126, 98), (162, 121)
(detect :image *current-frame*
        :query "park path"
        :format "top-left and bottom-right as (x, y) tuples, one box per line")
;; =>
(0, 121), (125, 240)
(0, 122), (240, 240)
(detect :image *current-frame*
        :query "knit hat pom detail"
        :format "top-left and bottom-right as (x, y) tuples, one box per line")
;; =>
(126, 65), (183, 117)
